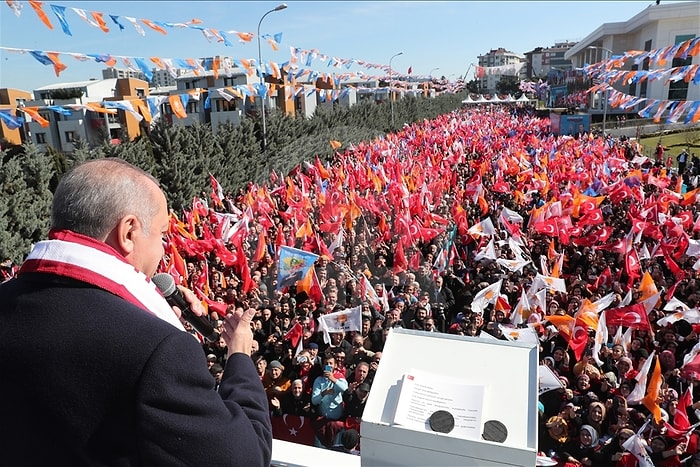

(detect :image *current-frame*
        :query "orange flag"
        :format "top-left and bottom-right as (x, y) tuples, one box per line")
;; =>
(330, 140), (342, 150)
(168, 95), (187, 119)
(254, 229), (267, 262)
(90, 11), (110, 33)
(20, 107), (49, 127)
(46, 52), (67, 77)
(28, 1), (54, 29)
(141, 19), (167, 35)
(642, 357), (663, 423)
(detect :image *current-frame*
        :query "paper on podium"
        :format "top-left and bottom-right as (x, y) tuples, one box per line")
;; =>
(392, 368), (485, 440)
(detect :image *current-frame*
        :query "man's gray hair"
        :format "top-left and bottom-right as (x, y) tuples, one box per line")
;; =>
(51, 158), (162, 239)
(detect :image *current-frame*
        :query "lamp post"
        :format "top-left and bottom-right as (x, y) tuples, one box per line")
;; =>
(257, 3), (287, 154)
(389, 51), (403, 126)
(587, 45), (613, 136)
(429, 67), (440, 78)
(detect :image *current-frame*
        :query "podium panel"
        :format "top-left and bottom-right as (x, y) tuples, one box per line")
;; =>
(361, 328), (538, 466)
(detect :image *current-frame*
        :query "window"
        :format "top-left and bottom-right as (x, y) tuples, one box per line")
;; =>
(135, 88), (145, 97)
(628, 64), (639, 96)
(35, 133), (46, 144)
(639, 40), (652, 98)
(65, 131), (75, 143)
(215, 99), (236, 112)
(186, 101), (199, 114)
(668, 34), (695, 100)
(223, 77), (237, 87)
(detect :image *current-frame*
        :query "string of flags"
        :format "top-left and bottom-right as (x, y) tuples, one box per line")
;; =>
(4, 1), (423, 79)
(582, 36), (700, 124)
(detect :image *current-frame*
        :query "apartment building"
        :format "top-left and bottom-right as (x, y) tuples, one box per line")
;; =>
(564, 1), (699, 117)
(477, 48), (526, 94)
(0, 88), (32, 145)
(524, 42), (576, 79)
(25, 77), (149, 152)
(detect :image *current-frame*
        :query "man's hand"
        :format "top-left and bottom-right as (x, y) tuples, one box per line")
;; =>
(173, 285), (207, 320)
(222, 307), (256, 357)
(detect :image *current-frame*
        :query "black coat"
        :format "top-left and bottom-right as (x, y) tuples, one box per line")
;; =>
(0, 273), (272, 466)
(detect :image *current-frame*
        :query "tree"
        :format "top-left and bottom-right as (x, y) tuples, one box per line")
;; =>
(495, 76), (520, 96)
(0, 144), (54, 263)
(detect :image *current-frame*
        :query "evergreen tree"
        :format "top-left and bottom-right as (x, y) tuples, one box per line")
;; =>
(0, 144), (54, 262)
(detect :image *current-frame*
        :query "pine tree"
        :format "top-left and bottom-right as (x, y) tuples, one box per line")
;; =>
(0, 144), (54, 262)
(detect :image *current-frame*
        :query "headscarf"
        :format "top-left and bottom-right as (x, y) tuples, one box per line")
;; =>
(579, 424), (599, 447)
(546, 415), (569, 444)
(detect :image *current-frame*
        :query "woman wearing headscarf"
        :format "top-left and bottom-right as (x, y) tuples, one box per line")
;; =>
(539, 415), (570, 459)
(648, 434), (685, 467)
(559, 424), (600, 466)
(591, 428), (635, 466)
(584, 401), (608, 439)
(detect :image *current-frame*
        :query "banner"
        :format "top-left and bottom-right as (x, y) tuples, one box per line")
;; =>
(276, 246), (319, 291)
(318, 305), (361, 343)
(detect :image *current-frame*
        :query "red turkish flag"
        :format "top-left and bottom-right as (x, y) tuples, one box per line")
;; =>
(593, 226), (613, 243)
(569, 317), (590, 362)
(271, 415), (316, 446)
(605, 303), (651, 330)
(392, 237), (408, 273)
(284, 322), (304, 348)
(625, 248), (641, 282)
(674, 387), (692, 431)
(577, 208), (604, 227)
(533, 219), (558, 237)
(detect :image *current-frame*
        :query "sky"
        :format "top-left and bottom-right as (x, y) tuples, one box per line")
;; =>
(0, 1), (684, 93)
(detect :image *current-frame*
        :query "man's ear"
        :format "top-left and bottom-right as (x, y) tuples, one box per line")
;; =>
(106, 214), (140, 256)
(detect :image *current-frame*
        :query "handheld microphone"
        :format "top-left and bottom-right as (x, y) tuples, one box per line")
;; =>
(152, 273), (220, 343)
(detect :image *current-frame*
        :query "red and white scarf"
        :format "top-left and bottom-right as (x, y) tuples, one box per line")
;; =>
(19, 229), (185, 331)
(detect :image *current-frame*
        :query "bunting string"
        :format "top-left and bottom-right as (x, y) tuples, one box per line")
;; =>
(4, 1), (436, 79)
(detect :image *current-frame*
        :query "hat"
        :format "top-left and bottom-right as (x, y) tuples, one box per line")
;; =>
(307, 343), (319, 350)
(269, 360), (284, 371)
(206, 354), (217, 362)
(358, 383), (371, 393)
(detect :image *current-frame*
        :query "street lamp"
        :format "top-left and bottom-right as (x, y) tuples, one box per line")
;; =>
(587, 45), (613, 136)
(389, 51), (403, 126)
(257, 3), (287, 154)
(429, 67), (440, 78)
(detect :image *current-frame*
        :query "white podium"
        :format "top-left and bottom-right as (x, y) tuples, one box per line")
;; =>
(360, 328), (538, 466)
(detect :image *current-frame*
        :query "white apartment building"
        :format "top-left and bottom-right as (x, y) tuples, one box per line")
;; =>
(524, 42), (576, 79)
(102, 67), (146, 82)
(564, 1), (699, 117)
(27, 79), (120, 152)
(477, 48), (526, 93)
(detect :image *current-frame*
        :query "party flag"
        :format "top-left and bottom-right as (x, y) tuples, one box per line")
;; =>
(28, 1), (53, 29)
(276, 246), (319, 291)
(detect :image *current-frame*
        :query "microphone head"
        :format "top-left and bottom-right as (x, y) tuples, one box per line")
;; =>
(152, 273), (177, 297)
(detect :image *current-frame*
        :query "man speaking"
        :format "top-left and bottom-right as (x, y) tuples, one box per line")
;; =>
(0, 159), (272, 465)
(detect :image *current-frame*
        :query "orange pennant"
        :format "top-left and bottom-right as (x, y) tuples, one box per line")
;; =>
(28, 1), (53, 29)
(90, 11), (110, 33)
(141, 19), (167, 35)
(168, 95), (187, 119)
(46, 52), (67, 77)
(20, 107), (49, 127)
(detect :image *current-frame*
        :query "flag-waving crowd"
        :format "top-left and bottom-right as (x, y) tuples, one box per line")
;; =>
(5, 103), (700, 462)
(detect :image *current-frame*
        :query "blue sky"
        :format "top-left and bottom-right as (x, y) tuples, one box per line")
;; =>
(0, 1), (677, 92)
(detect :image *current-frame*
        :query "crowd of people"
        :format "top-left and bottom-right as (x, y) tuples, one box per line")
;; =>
(4, 104), (700, 464)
